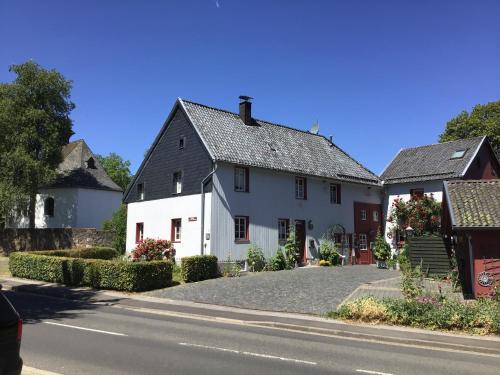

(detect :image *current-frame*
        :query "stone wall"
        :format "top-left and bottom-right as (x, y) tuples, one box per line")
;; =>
(0, 228), (114, 255)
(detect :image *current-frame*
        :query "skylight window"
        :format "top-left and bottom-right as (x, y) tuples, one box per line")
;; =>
(451, 150), (466, 159)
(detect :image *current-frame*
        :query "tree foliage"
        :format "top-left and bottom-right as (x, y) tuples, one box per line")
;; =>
(439, 101), (500, 159)
(102, 204), (128, 254)
(96, 152), (132, 191)
(0, 61), (74, 227)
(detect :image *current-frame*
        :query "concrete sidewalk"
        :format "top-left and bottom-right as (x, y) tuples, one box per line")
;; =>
(2, 276), (499, 357)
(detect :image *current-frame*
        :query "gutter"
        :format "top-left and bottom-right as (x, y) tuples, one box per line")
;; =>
(200, 163), (217, 255)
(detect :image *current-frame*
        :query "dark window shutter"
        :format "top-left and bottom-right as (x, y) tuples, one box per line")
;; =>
(337, 184), (341, 204)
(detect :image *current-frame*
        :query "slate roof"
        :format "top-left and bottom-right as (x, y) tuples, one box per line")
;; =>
(180, 99), (380, 185)
(380, 137), (486, 184)
(43, 140), (123, 192)
(444, 180), (500, 229)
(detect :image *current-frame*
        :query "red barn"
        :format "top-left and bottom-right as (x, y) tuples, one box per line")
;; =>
(442, 180), (500, 298)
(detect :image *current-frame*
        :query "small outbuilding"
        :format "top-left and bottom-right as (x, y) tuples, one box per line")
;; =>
(442, 180), (500, 298)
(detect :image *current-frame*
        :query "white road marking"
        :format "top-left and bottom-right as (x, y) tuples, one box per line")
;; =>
(43, 321), (127, 336)
(179, 342), (317, 365)
(356, 369), (395, 375)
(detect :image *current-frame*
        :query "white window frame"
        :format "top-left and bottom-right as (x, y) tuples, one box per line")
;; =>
(330, 184), (338, 204)
(278, 219), (289, 243)
(361, 209), (367, 221)
(373, 211), (379, 222)
(295, 177), (305, 199)
(234, 167), (247, 192)
(359, 234), (368, 251)
(137, 183), (144, 200)
(173, 171), (182, 194)
(235, 216), (248, 241)
(172, 219), (181, 242)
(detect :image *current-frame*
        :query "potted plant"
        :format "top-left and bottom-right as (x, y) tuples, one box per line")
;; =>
(373, 231), (391, 269)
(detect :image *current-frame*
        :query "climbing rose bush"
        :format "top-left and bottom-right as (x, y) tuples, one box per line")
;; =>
(131, 238), (175, 261)
(388, 194), (441, 236)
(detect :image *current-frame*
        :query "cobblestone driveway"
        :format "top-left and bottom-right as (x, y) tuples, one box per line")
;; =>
(146, 266), (398, 315)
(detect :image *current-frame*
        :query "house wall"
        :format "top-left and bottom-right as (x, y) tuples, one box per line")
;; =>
(470, 230), (500, 298)
(8, 188), (121, 229)
(124, 107), (213, 204)
(383, 180), (444, 249)
(210, 163), (383, 260)
(76, 189), (122, 228)
(125, 193), (212, 259)
(463, 142), (500, 180)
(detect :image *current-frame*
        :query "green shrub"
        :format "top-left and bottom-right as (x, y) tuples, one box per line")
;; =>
(329, 296), (500, 335)
(265, 248), (287, 271)
(246, 244), (266, 272)
(319, 240), (339, 265)
(373, 231), (391, 261)
(9, 252), (172, 292)
(181, 255), (219, 283)
(34, 247), (119, 260)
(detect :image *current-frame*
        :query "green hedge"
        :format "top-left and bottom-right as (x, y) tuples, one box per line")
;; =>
(181, 255), (219, 283)
(9, 252), (172, 292)
(32, 247), (119, 260)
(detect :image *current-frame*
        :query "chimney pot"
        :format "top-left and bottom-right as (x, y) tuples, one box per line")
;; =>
(239, 95), (253, 126)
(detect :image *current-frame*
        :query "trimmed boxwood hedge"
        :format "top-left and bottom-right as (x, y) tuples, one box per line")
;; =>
(9, 252), (172, 292)
(33, 247), (119, 260)
(181, 255), (219, 283)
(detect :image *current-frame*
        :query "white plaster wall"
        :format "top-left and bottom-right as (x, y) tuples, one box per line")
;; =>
(9, 188), (79, 228)
(211, 163), (383, 260)
(383, 180), (444, 248)
(76, 189), (122, 228)
(126, 193), (212, 259)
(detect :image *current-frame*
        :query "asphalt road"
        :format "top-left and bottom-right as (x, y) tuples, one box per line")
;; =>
(5, 290), (500, 375)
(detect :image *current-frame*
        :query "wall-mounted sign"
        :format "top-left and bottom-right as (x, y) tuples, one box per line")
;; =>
(188, 217), (197, 222)
(205, 233), (210, 240)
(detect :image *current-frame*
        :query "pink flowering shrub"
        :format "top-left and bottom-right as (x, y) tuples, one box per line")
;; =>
(131, 238), (176, 261)
(389, 195), (441, 237)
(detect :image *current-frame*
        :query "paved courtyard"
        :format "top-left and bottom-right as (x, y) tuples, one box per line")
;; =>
(146, 265), (398, 315)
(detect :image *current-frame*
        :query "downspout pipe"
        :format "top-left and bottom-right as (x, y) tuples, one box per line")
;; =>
(200, 163), (217, 255)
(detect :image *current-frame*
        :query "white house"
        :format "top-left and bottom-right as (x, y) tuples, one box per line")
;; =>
(124, 97), (384, 264)
(8, 140), (123, 229)
(380, 136), (499, 250)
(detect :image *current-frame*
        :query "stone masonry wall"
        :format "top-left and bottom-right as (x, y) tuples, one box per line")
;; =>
(0, 228), (114, 255)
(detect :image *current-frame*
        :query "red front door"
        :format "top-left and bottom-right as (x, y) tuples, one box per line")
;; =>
(295, 220), (306, 264)
(354, 202), (382, 264)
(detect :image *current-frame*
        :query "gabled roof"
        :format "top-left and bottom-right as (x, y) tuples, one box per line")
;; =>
(380, 137), (486, 184)
(180, 99), (380, 185)
(444, 180), (500, 229)
(43, 139), (123, 192)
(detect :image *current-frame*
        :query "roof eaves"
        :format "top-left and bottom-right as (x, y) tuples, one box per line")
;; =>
(459, 136), (486, 177)
(443, 181), (457, 228)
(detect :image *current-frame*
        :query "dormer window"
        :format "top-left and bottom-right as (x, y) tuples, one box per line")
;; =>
(451, 150), (466, 159)
(86, 157), (96, 169)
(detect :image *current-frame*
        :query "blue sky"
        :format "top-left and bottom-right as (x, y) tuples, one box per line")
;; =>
(1, 0), (499, 175)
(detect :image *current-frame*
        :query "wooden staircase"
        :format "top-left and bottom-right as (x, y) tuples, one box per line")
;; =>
(407, 236), (451, 276)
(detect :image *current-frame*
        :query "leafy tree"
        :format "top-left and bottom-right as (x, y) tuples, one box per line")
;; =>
(0, 61), (74, 227)
(439, 101), (500, 159)
(102, 204), (127, 254)
(96, 152), (132, 191)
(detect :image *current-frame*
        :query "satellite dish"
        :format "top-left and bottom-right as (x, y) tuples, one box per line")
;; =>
(309, 121), (319, 134)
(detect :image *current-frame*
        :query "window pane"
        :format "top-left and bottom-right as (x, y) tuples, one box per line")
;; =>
(330, 184), (337, 204)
